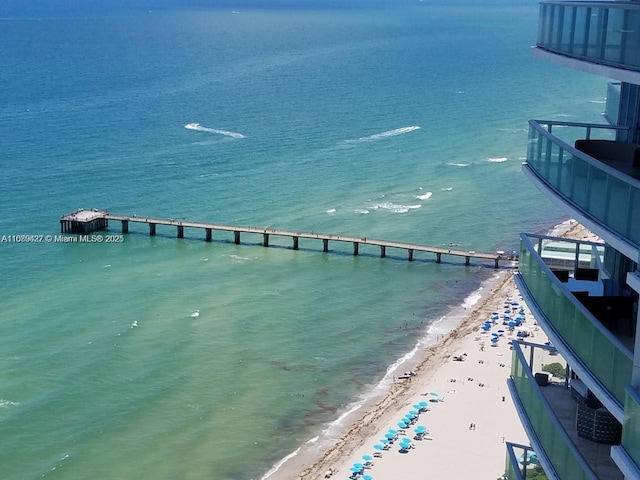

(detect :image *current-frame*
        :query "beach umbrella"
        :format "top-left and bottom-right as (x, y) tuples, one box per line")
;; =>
(388, 429), (398, 435)
(403, 415), (413, 422)
(511, 301), (519, 306)
(409, 409), (420, 416)
(418, 401), (428, 408)
(353, 462), (364, 469)
(362, 454), (373, 461)
(397, 422), (408, 429)
(415, 425), (427, 431)
(497, 329), (505, 333)
(374, 443), (385, 451)
(491, 332), (499, 337)
(491, 337), (499, 344)
(380, 438), (390, 444)
(508, 321), (516, 328)
(413, 403), (422, 410)
(385, 432), (395, 440)
(350, 466), (361, 473)
(362, 476), (373, 480)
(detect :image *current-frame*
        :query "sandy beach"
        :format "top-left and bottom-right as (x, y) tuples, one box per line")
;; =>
(291, 220), (597, 480)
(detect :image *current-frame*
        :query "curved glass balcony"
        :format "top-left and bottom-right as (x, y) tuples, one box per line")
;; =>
(538, 1), (640, 72)
(510, 342), (597, 480)
(518, 233), (633, 409)
(526, 120), (639, 250)
(621, 388), (640, 470)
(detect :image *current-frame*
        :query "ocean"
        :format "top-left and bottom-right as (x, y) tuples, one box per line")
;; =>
(0, 1), (607, 479)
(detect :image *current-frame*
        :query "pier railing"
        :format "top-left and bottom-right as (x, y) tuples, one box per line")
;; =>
(60, 209), (514, 268)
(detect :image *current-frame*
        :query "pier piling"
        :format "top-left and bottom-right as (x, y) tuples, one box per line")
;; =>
(234, 231), (240, 244)
(263, 233), (269, 247)
(122, 220), (129, 233)
(380, 246), (386, 258)
(206, 228), (212, 242)
(293, 236), (299, 250)
(177, 225), (184, 239)
(149, 223), (156, 236)
(353, 242), (359, 256)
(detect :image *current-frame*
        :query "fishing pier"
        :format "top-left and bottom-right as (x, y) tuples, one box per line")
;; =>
(60, 209), (514, 268)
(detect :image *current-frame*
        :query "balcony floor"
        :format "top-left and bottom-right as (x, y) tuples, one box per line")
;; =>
(540, 381), (623, 480)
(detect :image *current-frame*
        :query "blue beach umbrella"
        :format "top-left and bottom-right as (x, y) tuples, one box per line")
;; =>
(363, 476), (373, 480)
(385, 433), (395, 440)
(418, 401), (428, 408)
(353, 462), (364, 469)
(397, 422), (408, 429)
(350, 466), (361, 473)
(409, 409), (419, 416)
(403, 415), (413, 423)
(415, 425), (427, 431)
(362, 454), (373, 461)
(374, 443), (385, 450)
(491, 337), (499, 344)
(388, 429), (398, 434)
(380, 438), (390, 444)
(413, 403), (422, 410)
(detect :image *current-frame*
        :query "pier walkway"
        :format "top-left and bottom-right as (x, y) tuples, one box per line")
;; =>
(60, 209), (515, 268)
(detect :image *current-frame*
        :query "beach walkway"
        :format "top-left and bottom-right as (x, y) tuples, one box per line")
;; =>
(60, 209), (516, 268)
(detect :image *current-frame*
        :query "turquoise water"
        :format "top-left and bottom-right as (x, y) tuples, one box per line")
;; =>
(0, 1), (607, 479)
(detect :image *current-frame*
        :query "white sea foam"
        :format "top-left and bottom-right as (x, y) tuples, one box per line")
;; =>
(0, 399), (19, 408)
(260, 435), (320, 480)
(486, 157), (508, 163)
(441, 187), (453, 191)
(185, 123), (245, 139)
(326, 208), (336, 214)
(415, 192), (432, 200)
(589, 99), (606, 104)
(343, 126), (420, 144)
(447, 162), (471, 167)
(354, 209), (370, 215)
(462, 288), (483, 309)
(371, 202), (422, 213)
(190, 310), (200, 318)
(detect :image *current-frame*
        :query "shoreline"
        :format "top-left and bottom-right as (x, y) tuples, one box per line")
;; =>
(292, 271), (517, 480)
(264, 219), (596, 480)
(262, 270), (512, 480)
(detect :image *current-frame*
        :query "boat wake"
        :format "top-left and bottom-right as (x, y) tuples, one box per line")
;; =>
(185, 123), (246, 139)
(343, 126), (420, 144)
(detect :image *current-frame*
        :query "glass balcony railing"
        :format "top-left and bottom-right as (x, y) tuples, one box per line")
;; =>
(622, 387), (640, 469)
(510, 342), (597, 480)
(604, 82), (621, 125)
(538, 1), (640, 72)
(504, 442), (545, 480)
(518, 233), (633, 408)
(526, 120), (640, 249)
